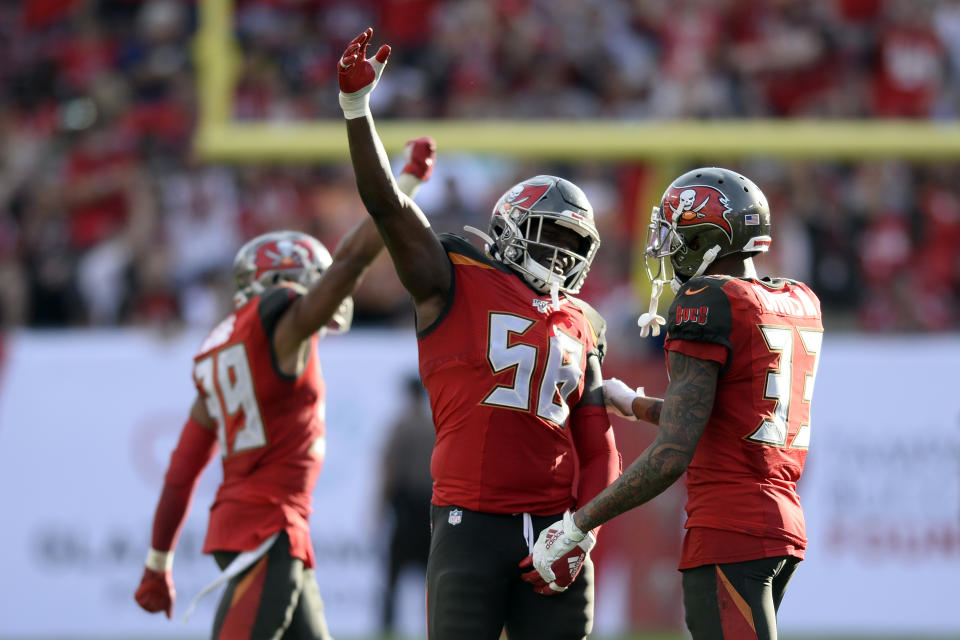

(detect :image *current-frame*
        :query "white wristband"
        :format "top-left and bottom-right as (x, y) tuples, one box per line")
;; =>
(579, 530), (598, 553)
(560, 510), (588, 549)
(145, 548), (174, 572)
(339, 91), (371, 120)
(396, 173), (423, 199)
(567, 511), (587, 540)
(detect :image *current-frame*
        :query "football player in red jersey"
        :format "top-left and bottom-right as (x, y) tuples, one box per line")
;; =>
(132, 138), (436, 639)
(338, 28), (621, 640)
(533, 167), (824, 640)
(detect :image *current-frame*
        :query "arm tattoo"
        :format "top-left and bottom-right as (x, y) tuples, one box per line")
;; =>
(576, 351), (719, 531)
(641, 400), (662, 424)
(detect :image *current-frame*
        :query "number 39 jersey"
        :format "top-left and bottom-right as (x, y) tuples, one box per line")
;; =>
(419, 235), (607, 516)
(192, 286), (324, 568)
(664, 275), (823, 568)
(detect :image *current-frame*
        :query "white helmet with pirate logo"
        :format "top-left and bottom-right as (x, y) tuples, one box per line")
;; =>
(232, 230), (353, 333)
(466, 175), (600, 304)
(637, 167), (772, 337)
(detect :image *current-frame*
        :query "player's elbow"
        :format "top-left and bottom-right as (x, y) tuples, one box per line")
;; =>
(649, 441), (694, 484)
(357, 181), (402, 222)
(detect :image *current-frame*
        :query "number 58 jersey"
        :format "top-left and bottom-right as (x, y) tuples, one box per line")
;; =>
(192, 286), (325, 567)
(665, 275), (823, 567)
(419, 235), (607, 516)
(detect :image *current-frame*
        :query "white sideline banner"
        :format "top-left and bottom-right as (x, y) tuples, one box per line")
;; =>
(0, 329), (420, 638)
(0, 331), (958, 637)
(777, 336), (960, 636)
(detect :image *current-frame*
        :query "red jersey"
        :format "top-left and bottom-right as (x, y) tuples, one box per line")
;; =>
(192, 287), (325, 567)
(420, 235), (607, 515)
(664, 275), (823, 569)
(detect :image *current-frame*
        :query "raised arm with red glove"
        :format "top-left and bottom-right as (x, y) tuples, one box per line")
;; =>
(339, 27), (451, 332)
(338, 27), (391, 120)
(133, 139), (437, 621)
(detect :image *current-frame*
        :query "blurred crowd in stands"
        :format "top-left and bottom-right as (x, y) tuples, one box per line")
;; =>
(1, 0), (958, 336)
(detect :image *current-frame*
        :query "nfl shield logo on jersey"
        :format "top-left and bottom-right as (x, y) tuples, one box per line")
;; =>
(448, 508), (463, 526)
(531, 298), (552, 314)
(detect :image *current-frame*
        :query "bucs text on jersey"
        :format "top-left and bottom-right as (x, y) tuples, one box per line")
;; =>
(192, 286), (325, 568)
(418, 235), (607, 515)
(665, 274), (823, 569)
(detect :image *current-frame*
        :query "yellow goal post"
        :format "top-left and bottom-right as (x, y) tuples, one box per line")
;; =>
(194, 0), (960, 163)
(192, 0), (960, 304)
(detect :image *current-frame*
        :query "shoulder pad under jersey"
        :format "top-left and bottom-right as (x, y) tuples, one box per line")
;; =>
(666, 275), (733, 348)
(258, 285), (300, 339)
(439, 233), (512, 273)
(566, 296), (608, 363)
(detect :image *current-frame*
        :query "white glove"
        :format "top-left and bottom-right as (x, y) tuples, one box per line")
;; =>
(603, 378), (643, 421)
(532, 510), (595, 587)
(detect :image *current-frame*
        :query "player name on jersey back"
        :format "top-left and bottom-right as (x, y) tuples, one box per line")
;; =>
(751, 284), (818, 318)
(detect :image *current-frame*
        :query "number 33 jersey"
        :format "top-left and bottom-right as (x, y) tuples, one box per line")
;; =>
(192, 286), (324, 568)
(665, 275), (823, 568)
(419, 235), (607, 516)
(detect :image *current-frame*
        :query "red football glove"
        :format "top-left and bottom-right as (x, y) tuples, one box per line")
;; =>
(529, 510), (596, 593)
(337, 27), (391, 119)
(519, 554), (564, 595)
(402, 137), (437, 182)
(519, 541), (593, 595)
(134, 566), (175, 619)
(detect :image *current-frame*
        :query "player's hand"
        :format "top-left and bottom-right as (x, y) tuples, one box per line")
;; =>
(519, 554), (557, 594)
(134, 566), (175, 619)
(531, 510), (596, 591)
(337, 27), (391, 119)
(519, 550), (588, 595)
(396, 137), (437, 198)
(401, 137), (437, 182)
(603, 377), (642, 421)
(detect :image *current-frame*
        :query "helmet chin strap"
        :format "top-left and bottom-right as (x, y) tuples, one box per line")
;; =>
(637, 277), (667, 338)
(549, 281), (561, 312)
(463, 225), (496, 254)
(638, 256), (668, 338)
(671, 244), (722, 292)
(638, 244), (722, 339)
(693, 245), (722, 278)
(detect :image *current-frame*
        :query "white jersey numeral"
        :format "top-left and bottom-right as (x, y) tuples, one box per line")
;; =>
(747, 325), (822, 449)
(537, 330), (584, 425)
(793, 328), (823, 449)
(482, 312), (585, 426)
(483, 314), (537, 411)
(194, 343), (266, 456)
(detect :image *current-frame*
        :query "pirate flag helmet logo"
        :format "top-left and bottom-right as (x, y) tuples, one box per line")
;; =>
(663, 185), (734, 240)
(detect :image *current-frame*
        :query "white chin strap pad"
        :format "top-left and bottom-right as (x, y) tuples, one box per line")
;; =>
(693, 245), (721, 279)
(637, 279), (666, 338)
